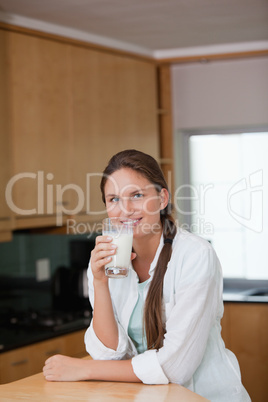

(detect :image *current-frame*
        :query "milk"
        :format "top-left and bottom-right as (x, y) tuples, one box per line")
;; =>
(105, 233), (133, 278)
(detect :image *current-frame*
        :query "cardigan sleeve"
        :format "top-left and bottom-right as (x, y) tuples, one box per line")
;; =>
(84, 320), (137, 360)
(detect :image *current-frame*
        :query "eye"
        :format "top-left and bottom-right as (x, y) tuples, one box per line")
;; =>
(110, 196), (120, 203)
(132, 193), (144, 200)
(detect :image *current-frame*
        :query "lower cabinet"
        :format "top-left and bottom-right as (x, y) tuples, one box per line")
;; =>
(221, 302), (268, 402)
(0, 345), (34, 384)
(0, 330), (87, 384)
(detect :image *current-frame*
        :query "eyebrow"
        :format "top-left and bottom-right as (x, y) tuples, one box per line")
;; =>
(105, 187), (149, 199)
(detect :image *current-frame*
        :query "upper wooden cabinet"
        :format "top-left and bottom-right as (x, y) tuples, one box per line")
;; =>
(0, 30), (12, 241)
(70, 46), (158, 226)
(1, 27), (158, 233)
(7, 32), (72, 229)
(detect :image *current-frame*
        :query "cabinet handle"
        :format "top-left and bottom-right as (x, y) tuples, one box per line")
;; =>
(45, 349), (61, 356)
(0, 217), (11, 222)
(11, 358), (28, 366)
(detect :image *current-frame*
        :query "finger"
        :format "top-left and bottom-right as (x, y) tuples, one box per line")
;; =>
(131, 252), (137, 261)
(43, 366), (50, 378)
(93, 256), (113, 271)
(94, 243), (117, 255)
(45, 374), (56, 382)
(95, 235), (113, 245)
(91, 239), (116, 259)
(91, 244), (117, 264)
(91, 247), (116, 264)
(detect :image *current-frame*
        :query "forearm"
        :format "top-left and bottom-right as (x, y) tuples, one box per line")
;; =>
(88, 359), (141, 383)
(43, 355), (141, 383)
(92, 279), (118, 350)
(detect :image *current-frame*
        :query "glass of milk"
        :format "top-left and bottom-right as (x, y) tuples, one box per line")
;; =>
(102, 217), (133, 278)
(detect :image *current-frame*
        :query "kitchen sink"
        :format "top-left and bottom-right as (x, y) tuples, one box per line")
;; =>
(223, 278), (268, 303)
(241, 288), (268, 297)
(223, 279), (268, 302)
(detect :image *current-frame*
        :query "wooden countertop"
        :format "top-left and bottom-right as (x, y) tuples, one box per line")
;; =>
(0, 371), (208, 401)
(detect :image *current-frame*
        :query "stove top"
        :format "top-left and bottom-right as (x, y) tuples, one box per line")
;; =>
(1, 307), (91, 333)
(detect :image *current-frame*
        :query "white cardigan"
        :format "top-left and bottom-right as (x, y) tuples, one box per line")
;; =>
(84, 229), (251, 402)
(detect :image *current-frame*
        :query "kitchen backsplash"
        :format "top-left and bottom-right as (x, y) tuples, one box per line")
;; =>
(0, 232), (96, 278)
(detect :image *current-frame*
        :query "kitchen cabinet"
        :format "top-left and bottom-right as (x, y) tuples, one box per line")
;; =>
(1, 27), (159, 233)
(221, 302), (268, 402)
(31, 336), (65, 375)
(157, 65), (174, 195)
(7, 31), (72, 229)
(0, 344), (34, 384)
(0, 329), (87, 384)
(64, 330), (88, 358)
(69, 46), (158, 226)
(0, 30), (12, 241)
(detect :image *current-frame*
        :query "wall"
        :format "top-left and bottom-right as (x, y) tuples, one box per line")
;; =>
(171, 56), (268, 130)
(0, 233), (92, 277)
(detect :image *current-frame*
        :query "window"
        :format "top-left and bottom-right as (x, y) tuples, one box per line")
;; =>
(180, 131), (268, 279)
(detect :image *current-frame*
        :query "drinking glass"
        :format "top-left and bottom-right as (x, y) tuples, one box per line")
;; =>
(102, 217), (133, 278)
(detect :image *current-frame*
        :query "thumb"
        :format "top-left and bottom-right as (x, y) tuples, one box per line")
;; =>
(131, 252), (137, 261)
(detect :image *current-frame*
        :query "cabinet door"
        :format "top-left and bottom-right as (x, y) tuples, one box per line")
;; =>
(4, 29), (159, 231)
(69, 47), (159, 229)
(220, 302), (231, 347)
(32, 337), (65, 374)
(0, 30), (12, 241)
(63, 330), (87, 358)
(32, 330), (87, 373)
(222, 302), (268, 402)
(0, 331), (87, 384)
(7, 31), (72, 229)
(0, 345), (33, 384)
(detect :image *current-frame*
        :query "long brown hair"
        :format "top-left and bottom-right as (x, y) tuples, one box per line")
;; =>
(100, 149), (177, 350)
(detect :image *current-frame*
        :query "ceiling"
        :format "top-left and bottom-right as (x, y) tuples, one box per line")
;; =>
(0, 0), (268, 56)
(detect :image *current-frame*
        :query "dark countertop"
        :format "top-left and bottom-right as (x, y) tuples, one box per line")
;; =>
(1, 277), (267, 354)
(0, 277), (92, 353)
(0, 316), (91, 353)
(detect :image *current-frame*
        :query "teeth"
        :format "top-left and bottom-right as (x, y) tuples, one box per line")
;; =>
(122, 219), (140, 224)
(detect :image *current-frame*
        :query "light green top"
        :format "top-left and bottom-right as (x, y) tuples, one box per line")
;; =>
(127, 280), (149, 354)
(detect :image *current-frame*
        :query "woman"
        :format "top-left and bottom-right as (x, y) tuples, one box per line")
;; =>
(43, 149), (250, 401)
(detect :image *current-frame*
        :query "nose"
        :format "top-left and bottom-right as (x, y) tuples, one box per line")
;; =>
(121, 197), (135, 216)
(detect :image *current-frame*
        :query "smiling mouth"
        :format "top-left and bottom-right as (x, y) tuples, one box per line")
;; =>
(120, 218), (142, 226)
(131, 218), (142, 226)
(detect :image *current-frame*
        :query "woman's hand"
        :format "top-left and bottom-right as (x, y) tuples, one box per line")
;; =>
(90, 235), (136, 283)
(43, 355), (90, 382)
(90, 235), (117, 282)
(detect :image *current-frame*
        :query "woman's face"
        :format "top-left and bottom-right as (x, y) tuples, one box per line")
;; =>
(104, 168), (169, 239)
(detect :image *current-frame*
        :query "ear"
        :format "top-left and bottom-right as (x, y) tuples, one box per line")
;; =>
(160, 188), (169, 210)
